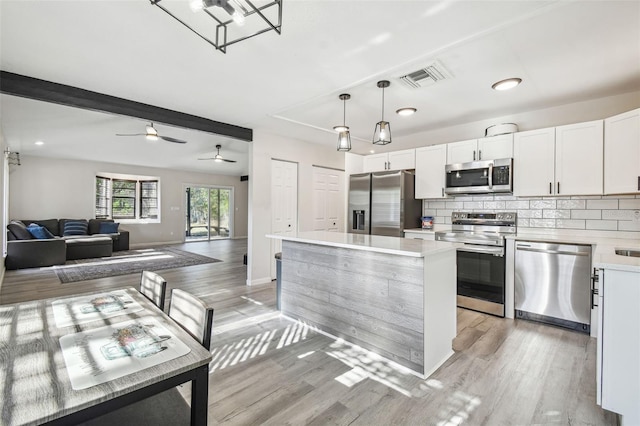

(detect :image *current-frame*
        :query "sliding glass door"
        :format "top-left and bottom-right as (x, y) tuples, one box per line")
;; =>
(185, 186), (232, 241)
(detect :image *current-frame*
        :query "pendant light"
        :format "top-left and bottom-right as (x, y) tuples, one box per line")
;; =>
(373, 80), (391, 145)
(334, 93), (352, 152)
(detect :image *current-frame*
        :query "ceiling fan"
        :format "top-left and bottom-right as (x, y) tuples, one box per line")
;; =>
(198, 145), (237, 163)
(116, 123), (187, 144)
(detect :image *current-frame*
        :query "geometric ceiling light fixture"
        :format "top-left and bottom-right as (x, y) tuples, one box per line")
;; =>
(491, 77), (522, 91)
(373, 80), (392, 145)
(150, 0), (283, 54)
(334, 93), (352, 152)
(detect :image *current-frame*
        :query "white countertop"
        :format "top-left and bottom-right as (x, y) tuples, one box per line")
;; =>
(404, 225), (452, 235)
(267, 231), (458, 258)
(507, 228), (640, 273)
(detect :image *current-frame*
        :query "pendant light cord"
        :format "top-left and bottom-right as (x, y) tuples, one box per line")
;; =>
(381, 86), (385, 122)
(343, 98), (346, 126)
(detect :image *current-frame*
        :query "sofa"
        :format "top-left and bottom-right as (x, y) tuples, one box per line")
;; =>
(6, 218), (130, 270)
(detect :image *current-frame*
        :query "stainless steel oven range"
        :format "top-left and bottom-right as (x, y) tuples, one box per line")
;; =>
(435, 212), (517, 317)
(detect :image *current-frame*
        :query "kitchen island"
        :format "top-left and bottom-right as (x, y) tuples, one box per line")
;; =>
(267, 231), (458, 378)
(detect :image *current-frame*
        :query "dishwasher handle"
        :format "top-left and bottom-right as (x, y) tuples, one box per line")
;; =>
(515, 245), (590, 256)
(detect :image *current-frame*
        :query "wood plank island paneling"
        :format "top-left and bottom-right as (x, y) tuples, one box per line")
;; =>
(279, 237), (457, 377)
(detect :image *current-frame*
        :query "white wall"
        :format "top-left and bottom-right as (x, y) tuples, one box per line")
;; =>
(247, 131), (344, 285)
(8, 156), (248, 246)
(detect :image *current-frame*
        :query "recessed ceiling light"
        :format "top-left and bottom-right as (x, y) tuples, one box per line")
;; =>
(369, 150), (375, 154)
(396, 107), (417, 116)
(333, 125), (349, 133)
(35, 140), (44, 146)
(492, 78), (522, 91)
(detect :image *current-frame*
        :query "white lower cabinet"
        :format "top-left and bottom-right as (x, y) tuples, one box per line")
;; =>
(597, 268), (640, 425)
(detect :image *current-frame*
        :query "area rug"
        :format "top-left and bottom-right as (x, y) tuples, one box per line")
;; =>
(54, 246), (222, 283)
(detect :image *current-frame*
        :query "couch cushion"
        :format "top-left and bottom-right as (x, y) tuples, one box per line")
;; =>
(7, 220), (33, 240)
(98, 221), (119, 234)
(27, 224), (55, 239)
(88, 219), (114, 235)
(62, 220), (89, 236)
(21, 219), (60, 237)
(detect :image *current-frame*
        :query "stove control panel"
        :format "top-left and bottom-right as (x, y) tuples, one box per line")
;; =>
(451, 211), (517, 226)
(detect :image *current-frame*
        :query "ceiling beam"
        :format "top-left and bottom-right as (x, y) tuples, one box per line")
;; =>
(0, 71), (253, 142)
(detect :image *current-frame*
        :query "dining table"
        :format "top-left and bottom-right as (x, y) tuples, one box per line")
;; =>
(0, 287), (213, 426)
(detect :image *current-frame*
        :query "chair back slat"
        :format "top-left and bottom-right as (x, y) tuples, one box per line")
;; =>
(139, 270), (167, 311)
(169, 289), (214, 351)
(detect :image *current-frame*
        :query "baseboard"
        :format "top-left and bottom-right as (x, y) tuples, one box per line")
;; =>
(247, 277), (272, 286)
(0, 259), (5, 297)
(232, 236), (247, 240)
(130, 240), (183, 249)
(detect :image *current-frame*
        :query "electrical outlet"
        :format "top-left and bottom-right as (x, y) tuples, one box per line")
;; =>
(633, 210), (640, 221)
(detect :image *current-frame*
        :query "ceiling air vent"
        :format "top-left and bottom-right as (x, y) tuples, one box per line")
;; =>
(398, 60), (452, 89)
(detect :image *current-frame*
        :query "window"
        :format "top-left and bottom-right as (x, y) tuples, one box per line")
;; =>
(95, 175), (160, 221)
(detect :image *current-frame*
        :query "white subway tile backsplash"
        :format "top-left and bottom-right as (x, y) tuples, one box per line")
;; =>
(587, 199), (618, 209)
(428, 201), (446, 209)
(418, 193), (635, 237)
(619, 199), (640, 210)
(530, 200), (557, 209)
(618, 221), (640, 232)
(543, 210), (571, 219)
(556, 219), (586, 229)
(602, 209), (635, 220)
(530, 219), (556, 228)
(557, 199), (586, 209)
(445, 201), (464, 209)
(463, 201), (484, 209)
(483, 201), (506, 210)
(571, 210), (601, 220)
(518, 209), (543, 219)
(586, 220), (618, 230)
(517, 218), (530, 227)
(506, 200), (530, 210)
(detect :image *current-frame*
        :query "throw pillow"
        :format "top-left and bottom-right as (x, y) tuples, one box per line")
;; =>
(27, 224), (55, 239)
(63, 220), (89, 236)
(7, 220), (33, 240)
(98, 221), (120, 234)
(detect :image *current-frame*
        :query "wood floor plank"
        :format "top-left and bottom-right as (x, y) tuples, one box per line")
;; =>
(0, 239), (618, 425)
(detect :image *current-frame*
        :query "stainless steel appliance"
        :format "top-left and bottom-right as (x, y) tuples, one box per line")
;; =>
(515, 241), (592, 333)
(444, 158), (513, 195)
(347, 170), (422, 237)
(435, 212), (517, 317)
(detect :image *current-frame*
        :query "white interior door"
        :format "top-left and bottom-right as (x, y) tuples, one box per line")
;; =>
(271, 159), (298, 279)
(312, 167), (344, 232)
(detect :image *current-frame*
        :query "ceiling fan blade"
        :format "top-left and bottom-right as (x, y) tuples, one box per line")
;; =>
(159, 135), (187, 144)
(197, 158), (216, 160)
(221, 158), (237, 163)
(115, 133), (146, 137)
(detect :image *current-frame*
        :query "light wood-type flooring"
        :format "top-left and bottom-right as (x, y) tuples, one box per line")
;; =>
(0, 239), (617, 425)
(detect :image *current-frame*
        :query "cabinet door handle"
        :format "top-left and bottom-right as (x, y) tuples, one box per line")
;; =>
(591, 268), (599, 309)
(441, 187), (444, 197)
(557, 182), (560, 194)
(478, 150), (482, 160)
(549, 182), (552, 194)
(473, 150), (476, 161)
(637, 176), (639, 191)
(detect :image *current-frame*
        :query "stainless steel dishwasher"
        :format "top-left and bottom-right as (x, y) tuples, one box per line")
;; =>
(515, 241), (592, 333)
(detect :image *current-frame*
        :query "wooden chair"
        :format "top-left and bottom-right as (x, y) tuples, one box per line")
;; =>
(139, 270), (167, 311)
(169, 289), (214, 351)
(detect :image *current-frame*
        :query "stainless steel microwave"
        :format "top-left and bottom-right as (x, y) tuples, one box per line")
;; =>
(444, 158), (513, 195)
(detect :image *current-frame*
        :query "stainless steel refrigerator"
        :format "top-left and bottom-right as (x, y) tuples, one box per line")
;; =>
(348, 170), (422, 237)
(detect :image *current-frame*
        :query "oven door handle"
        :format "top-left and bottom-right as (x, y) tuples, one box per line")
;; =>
(436, 235), (502, 247)
(457, 244), (505, 256)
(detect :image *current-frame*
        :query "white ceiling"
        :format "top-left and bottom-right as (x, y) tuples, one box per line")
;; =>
(1, 0), (639, 175)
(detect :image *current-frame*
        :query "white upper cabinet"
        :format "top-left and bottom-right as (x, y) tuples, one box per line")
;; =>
(555, 120), (603, 196)
(446, 139), (477, 164)
(415, 145), (447, 199)
(446, 134), (513, 164)
(514, 121), (604, 197)
(604, 108), (640, 194)
(363, 149), (415, 172)
(477, 134), (514, 161)
(514, 128), (556, 196)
